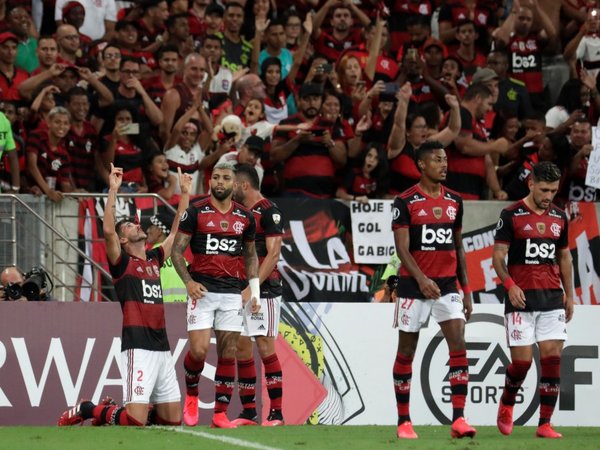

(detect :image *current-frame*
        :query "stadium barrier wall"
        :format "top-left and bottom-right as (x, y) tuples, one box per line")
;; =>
(0, 303), (599, 426)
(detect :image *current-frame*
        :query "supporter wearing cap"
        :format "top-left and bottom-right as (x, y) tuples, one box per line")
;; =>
(54, 0), (117, 41)
(60, 2), (93, 51)
(423, 37), (446, 80)
(204, 2), (224, 37)
(115, 20), (141, 53)
(0, 32), (28, 101)
(271, 83), (347, 198)
(217, 134), (264, 186)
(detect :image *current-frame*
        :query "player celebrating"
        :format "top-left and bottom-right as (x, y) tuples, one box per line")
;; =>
(231, 164), (285, 427)
(58, 163), (192, 427)
(172, 163), (260, 429)
(391, 141), (476, 440)
(493, 161), (574, 439)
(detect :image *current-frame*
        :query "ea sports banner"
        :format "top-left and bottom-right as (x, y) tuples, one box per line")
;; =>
(1, 303), (599, 426)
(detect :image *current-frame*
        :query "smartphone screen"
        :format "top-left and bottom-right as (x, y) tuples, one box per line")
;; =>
(121, 123), (140, 135)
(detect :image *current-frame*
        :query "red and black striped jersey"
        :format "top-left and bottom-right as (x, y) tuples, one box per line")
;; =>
(109, 247), (170, 352)
(178, 197), (256, 293)
(314, 29), (363, 62)
(508, 34), (544, 94)
(65, 122), (98, 191)
(442, 106), (487, 200)
(392, 184), (463, 299)
(273, 114), (342, 198)
(250, 198), (284, 298)
(494, 201), (569, 313)
(26, 130), (73, 187)
(389, 142), (420, 195)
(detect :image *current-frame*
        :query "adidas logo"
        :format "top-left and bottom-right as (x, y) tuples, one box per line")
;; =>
(136, 267), (143, 273)
(418, 209), (427, 217)
(217, 396), (230, 403)
(207, 221), (215, 227)
(258, 325), (266, 330)
(523, 224), (533, 231)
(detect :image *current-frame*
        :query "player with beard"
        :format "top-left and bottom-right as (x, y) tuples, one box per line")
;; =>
(493, 161), (573, 439)
(231, 164), (285, 426)
(270, 83), (346, 198)
(391, 140), (476, 440)
(172, 163), (260, 428)
(58, 163), (192, 427)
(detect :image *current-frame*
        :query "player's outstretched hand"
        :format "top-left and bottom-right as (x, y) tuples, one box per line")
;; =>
(507, 285), (526, 309)
(177, 167), (193, 194)
(109, 163), (123, 191)
(185, 280), (207, 299)
(418, 277), (441, 299)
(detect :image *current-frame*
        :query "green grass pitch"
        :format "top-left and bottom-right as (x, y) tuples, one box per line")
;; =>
(1, 426), (599, 450)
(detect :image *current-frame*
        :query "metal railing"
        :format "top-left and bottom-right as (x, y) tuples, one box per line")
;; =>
(0, 193), (176, 302)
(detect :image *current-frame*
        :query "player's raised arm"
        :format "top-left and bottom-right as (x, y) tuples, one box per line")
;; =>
(161, 168), (192, 259)
(103, 163), (123, 265)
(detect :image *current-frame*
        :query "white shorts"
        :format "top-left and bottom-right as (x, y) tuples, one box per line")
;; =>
(121, 349), (180, 405)
(241, 296), (281, 338)
(393, 292), (465, 333)
(187, 291), (243, 332)
(505, 309), (568, 347)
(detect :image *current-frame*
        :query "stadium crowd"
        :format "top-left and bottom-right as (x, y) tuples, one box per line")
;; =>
(0, 0), (599, 203)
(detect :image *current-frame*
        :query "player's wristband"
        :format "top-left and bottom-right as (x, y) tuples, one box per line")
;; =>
(462, 285), (472, 295)
(503, 277), (516, 290)
(249, 277), (261, 307)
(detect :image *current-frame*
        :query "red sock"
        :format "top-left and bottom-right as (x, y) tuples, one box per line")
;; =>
(237, 358), (257, 412)
(214, 358), (236, 413)
(393, 353), (413, 424)
(183, 351), (205, 397)
(501, 360), (531, 406)
(262, 354), (283, 411)
(94, 406), (144, 426)
(539, 356), (561, 426)
(448, 350), (469, 421)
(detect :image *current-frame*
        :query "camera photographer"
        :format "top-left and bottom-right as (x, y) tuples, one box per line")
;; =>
(0, 266), (51, 301)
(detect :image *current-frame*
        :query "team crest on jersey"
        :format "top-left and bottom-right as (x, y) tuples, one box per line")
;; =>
(550, 223), (561, 237)
(432, 207), (443, 220)
(536, 223), (546, 234)
(233, 220), (244, 234)
(272, 213), (281, 224)
(220, 220), (229, 231)
(446, 205), (457, 220)
(146, 267), (153, 276)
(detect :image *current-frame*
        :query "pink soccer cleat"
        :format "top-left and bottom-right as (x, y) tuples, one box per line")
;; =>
(262, 409), (284, 427)
(183, 394), (199, 426)
(536, 423), (563, 439)
(451, 417), (477, 438)
(231, 410), (258, 427)
(497, 400), (514, 436)
(211, 412), (237, 429)
(396, 421), (418, 439)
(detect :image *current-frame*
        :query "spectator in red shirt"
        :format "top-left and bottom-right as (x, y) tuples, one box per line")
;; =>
(188, 0), (210, 42)
(0, 32), (28, 101)
(312, 0), (371, 62)
(449, 19), (487, 81)
(26, 106), (75, 201)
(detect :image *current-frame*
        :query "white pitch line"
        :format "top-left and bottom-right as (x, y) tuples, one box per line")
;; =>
(161, 426), (285, 450)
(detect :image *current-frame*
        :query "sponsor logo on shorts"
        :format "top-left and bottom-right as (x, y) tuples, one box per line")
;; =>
(258, 325), (266, 330)
(558, 313), (565, 322)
